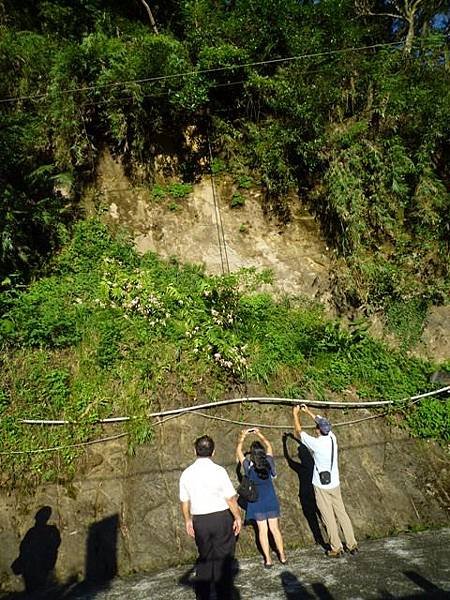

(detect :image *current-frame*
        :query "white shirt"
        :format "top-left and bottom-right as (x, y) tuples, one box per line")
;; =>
(300, 430), (340, 490)
(179, 457), (236, 515)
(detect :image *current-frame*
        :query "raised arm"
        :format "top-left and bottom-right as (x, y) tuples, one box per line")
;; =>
(236, 430), (247, 464)
(293, 405), (302, 437)
(302, 404), (317, 420)
(254, 429), (273, 456)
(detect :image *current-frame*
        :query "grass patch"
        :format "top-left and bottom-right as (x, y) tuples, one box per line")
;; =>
(151, 182), (193, 203)
(230, 192), (246, 208)
(386, 298), (428, 350)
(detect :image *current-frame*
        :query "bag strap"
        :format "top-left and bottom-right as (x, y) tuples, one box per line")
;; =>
(330, 436), (334, 471)
(315, 434), (334, 475)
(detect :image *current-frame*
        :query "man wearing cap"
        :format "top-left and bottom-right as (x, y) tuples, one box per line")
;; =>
(292, 404), (358, 557)
(179, 434), (241, 599)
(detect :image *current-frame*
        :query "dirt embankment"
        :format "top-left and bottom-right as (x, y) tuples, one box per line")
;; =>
(85, 150), (333, 305)
(86, 150), (450, 358)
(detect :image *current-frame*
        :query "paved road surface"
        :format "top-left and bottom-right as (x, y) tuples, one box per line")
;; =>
(3, 528), (450, 599)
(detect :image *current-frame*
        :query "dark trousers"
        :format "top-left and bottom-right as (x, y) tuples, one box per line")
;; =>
(193, 509), (236, 600)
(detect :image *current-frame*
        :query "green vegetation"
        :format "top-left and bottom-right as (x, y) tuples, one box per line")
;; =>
(151, 183), (193, 202)
(235, 175), (254, 190)
(0, 220), (447, 486)
(385, 298), (429, 351)
(406, 397), (450, 441)
(0, 2), (449, 486)
(230, 192), (246, 208)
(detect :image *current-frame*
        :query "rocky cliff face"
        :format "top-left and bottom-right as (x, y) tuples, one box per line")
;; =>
(1, 404), (449, 592)
(85, 150), (333, 306)
(86, 150), (450, 353)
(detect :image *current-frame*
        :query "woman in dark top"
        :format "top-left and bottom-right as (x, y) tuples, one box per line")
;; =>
(236, 428), (286, 567)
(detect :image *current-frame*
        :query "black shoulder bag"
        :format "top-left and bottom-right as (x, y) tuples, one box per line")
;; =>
(237, 474), (259, 502)
(316, 436), (334, 486)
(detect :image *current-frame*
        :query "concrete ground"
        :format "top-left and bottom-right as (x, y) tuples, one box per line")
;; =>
(3, 528), (450, 599)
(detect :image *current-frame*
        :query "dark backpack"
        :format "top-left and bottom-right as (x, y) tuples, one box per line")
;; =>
(237, 475), (259, 502)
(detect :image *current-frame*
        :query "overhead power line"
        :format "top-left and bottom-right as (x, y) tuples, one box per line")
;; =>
(0, 41), (404, 105)
(76, 62), (352, 111)
(207, 128), (230, 276)
(83, 78), (249, 108)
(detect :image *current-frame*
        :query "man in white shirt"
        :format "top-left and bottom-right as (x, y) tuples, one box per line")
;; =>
(293, 404), (358, 557)
(179, 435), (241, 599)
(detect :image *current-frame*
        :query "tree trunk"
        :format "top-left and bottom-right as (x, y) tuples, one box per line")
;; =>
(404, 17), (415, 55)
(139, 0), (158, 34)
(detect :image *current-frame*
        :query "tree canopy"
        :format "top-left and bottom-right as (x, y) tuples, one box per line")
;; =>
(0, 0), (449, 312)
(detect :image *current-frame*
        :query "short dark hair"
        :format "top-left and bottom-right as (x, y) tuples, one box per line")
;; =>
(195, 435), (215, 457)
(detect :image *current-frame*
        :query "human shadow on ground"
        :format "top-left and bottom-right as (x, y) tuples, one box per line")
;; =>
(85, 514), (119, 584)
(178, 557), (241, 600)
(8, 506), (61, 599)
(282, 433), (328, 550)
(1, 512), (120, 600)
(311, 582), (335, 599)
(281, 570), (336, 599)
(379, 570), (450, 599)
(62, 513), (119, 599)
